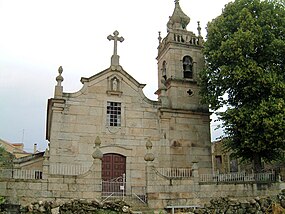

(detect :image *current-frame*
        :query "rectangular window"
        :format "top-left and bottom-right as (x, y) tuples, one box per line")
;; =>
(215, 155), (222, 171)
(230, 159), (238, 173)
(107, 102), (121, 127)
(34, 170), (43, 179)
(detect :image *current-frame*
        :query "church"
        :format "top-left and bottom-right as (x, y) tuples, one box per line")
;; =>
(1, 0), (281, 211)
(45, 0), (212, 207)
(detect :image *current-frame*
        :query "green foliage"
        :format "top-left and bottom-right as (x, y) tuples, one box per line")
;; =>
(0, 146), (15, 168)
(200, 0), (285, 171)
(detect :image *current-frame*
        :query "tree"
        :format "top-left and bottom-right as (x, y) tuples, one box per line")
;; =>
(200, 0), (285, 172)
(0, 147), (14, 168)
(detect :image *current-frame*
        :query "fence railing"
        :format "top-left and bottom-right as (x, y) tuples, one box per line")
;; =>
(49, 163), (91, 175)
(101, 182), (147, 204)
(154, 167), (192, 179)
(101, 175), (147, 203)
(0, 169), (43, 180)
(102, 175), (126, 198)
(199, 172), (276, 183)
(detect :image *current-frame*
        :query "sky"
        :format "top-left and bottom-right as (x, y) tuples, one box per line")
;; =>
(0, 0), (232, 153)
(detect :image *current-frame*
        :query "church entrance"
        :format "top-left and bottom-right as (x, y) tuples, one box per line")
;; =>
(102, 153), (126, 196)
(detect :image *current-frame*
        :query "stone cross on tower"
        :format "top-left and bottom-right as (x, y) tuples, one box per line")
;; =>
(107, 30), (124, 67)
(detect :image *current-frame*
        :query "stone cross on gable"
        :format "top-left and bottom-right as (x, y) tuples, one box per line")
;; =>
(107, 30), (124, 67)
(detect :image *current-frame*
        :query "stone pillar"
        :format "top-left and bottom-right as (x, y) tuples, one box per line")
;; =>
(145, 162), (155, 195)
(91, 136), (103, 197)
(192, 162), (199, 183)
(42, 148), (50, 179)
(144, 139), (156, 207)
(91, 159), (102, 198)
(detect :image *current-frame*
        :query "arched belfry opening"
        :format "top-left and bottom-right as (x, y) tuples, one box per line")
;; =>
(162, 61), (167, 80)
(182, 55), (193, 79)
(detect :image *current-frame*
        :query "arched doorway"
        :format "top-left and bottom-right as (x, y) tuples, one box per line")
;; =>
(102, 153), (126, 196)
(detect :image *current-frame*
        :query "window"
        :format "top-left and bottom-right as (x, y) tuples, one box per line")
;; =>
(215, 155), (222, 171)
(34, 170), (43, 179)
(107, 102), (121, 126)
(162, 61), (167, 80)
(229, 154), (238, 172)
(182, 55), (193, 78)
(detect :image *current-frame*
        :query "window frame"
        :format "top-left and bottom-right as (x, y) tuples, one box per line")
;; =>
(106, 101), (122, 127)
(182, 55), (193, 79)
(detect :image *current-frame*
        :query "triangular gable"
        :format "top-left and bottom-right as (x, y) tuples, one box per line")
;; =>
(80, 66), (146, 89)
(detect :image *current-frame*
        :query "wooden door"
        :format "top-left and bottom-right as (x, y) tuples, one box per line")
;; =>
(102, 153), (126, 195)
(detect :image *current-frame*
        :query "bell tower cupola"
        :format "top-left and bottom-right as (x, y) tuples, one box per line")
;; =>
(156, 0), (207, 112)
(167, 0), (190, 31)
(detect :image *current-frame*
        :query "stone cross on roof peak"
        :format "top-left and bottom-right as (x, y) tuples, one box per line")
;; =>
(107, 30), (124, 67)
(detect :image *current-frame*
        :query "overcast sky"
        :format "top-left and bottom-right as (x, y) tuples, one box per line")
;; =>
(0, 0), (232, 153)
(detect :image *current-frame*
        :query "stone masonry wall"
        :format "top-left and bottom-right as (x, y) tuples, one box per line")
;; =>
(0, 176), (285, 210)
(146, 164), (285, 209)
(0, 161), (102, 206)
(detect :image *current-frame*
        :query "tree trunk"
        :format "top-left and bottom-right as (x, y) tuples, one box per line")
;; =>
(253, 153), (263, 173)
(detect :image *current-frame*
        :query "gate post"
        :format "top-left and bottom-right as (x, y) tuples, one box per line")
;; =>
(92, 136), (103, 196)
(144, 139), (155, 205)
(42, 148), (50, 180)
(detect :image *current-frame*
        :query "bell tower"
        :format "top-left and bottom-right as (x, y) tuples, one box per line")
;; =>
(156, 0), (212, 174)
(156, 0), (207, 112)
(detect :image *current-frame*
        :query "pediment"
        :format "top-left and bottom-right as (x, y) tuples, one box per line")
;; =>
(80, 66), (145, 89)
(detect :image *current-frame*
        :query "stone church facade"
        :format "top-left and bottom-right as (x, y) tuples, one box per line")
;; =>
(1, 1), (283, 210)
(46, 0), (211, 195)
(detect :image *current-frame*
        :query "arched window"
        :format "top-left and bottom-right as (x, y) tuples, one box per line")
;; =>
(162, 61), (167, 80)
(182, 56), (193, 78)
(229, 154), (238, 172)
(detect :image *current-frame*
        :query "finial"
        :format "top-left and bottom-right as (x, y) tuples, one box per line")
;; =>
(107, 30), (124, 67)
(58, 66), (63, 74)
(197, 21), (201, 37)
(92, 136), (103, 160)
(146, 139), (153, 150)
(54, 66), (64, 98)
(56, 66), (64, 86)
(94, 136), (101, 147)
(158, 31), (162, 44)
(167, 0), (190, 30)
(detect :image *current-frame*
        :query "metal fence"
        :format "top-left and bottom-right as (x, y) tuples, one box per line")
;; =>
(102, 175), (126, 197)
(154, 167), (192, 178)
(49, 163), (91, 175)
(199, 172), (276, 183)
(0, 168), (43, 180)
(0, 163), (92, 179)
(101, 175), (147, 203)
